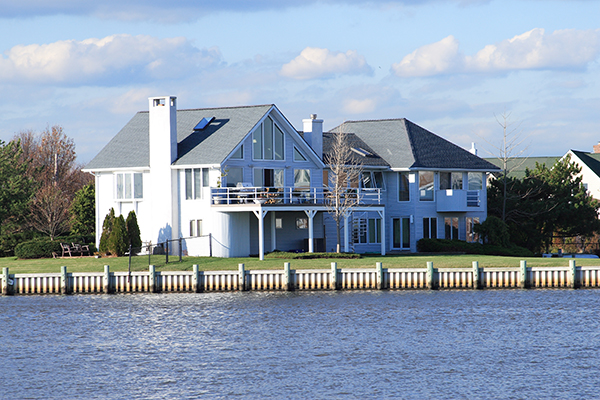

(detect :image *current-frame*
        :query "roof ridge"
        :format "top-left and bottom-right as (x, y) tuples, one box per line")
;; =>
(137, 104), (274, 114)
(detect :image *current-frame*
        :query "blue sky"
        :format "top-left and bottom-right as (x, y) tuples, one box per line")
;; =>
(1, 0), (599, 163)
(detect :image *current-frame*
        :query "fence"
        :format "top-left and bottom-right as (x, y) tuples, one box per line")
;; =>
(128, 235), (212, 270)
(3, 260), (600, 295)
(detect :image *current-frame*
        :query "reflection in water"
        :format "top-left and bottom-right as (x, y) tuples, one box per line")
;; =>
(1, 290), (599, 399)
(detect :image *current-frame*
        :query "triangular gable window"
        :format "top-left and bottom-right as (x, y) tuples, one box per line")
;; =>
(294, 146), (307, 162)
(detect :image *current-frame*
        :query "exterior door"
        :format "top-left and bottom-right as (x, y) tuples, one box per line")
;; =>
(392, 217), (410, 250)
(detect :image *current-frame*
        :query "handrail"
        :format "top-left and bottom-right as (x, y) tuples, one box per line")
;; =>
(210, 186), (382, 205)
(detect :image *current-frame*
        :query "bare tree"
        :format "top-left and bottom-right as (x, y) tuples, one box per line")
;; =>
(29, 184), (71, 240)
(324, 124), (363, 253)
(481, 112), (529, 221)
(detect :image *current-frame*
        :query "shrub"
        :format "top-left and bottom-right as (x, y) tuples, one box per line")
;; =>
(14, 235), (97, 259)
(416, 238), (533, 257)
(99, 208), (115, 254)
(108, 215), (128, 256)
(15, 238), (62, 259)
(265, 251), (361, 259)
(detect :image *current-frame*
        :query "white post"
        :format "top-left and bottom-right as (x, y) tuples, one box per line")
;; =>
(343, 213), (349, 253)
(378, 209), (386, 256)
(253, 210), (267, 260)
(305, 210), (317, 253)
(271, 212), (277, 252)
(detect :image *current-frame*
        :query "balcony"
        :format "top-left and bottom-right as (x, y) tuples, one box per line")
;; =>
(210, 186), (383, 206)
(436, 190), (481, 212)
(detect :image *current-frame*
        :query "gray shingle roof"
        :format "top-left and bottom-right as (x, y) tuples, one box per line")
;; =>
(84, 104), (273, 170)
(322, 131), (390, 167)
(329, 119), (500, 171)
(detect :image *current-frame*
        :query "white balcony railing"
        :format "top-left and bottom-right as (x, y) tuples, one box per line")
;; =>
(210, 186), (383, 206)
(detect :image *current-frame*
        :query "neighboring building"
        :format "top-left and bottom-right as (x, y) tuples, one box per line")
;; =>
(83, 96), (500, 259)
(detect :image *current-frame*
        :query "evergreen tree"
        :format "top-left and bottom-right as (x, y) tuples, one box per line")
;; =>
(109, 215), (128, 257)
(70, 183), (95, 237)
(126, 211), (142, 249)
(99, 208), (115, 254)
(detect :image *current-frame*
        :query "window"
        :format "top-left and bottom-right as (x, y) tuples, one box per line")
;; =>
(467, 217), (480, 242)
(399, 172), (410, 201)
(231, 145), (243, 159)
(468, 172), (483, 190)
(393, 217), (411, 249)
(189, 220), (202, 237)
(115, 173), (143, 200)
(226, 167), (243, 187)
(419, 171), (434, 201)
(361, 171), (385, 189)
(296, 217), (308, 229)
(275, 218), (283, 229)
(445, 217), (459, 240)
(423, 217), (437, 239)
(254, 168), (284, 187)
(294, 169), (310, 188)
(185, 168), (209, 199)
(294, 146), (307, 161)
(440, 172), (463, 190)
(353, 217), (381, 244)
(252, 117), (284, 161)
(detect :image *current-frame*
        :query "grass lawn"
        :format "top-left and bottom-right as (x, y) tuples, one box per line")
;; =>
(2, 253), (599, 274)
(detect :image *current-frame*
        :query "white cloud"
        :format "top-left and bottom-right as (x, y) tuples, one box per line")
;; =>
(392, 35), (462, 77)
(280, 47), (372, 80)
(392, 28), (600, 77)
(0, 34), (222, 85)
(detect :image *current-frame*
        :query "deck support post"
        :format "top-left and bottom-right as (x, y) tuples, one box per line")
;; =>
(103, 265), (111, 294)
(519, 260), (527, 289)
(569, 260), (577, 289)
(426, 262), (434, 290)
(376, 262), (384, 290)
(472, 261), (480, 289)
(283, 262), (292, 291)
(2, 267), (10, 296)
(192, 264), (200, 293)
(60, 266), (69, 295)
(238, 263), (246, 291)
(149, 265), (157, 293)
(331, 262), (338, 290)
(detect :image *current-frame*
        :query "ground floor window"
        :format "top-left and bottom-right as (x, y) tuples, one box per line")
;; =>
(445, 217), (459, 240)
(190, 219), (202, 237)
(392, 217), (410, 249)
(466, 217), (480, 242)
(353, 217), (381, 244)
(423, 217), (437, 239)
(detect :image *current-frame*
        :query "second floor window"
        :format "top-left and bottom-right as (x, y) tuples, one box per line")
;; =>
(185, 168), (209, 199)
(116, 172), (143, 200)
(294, 169), (310, 188)
(468, 172), (483, 190)
(419, 171), (434, 201)
(361, 171), (385, 189)
(440, 172), (463, 190)
(398, 172), (410, 201)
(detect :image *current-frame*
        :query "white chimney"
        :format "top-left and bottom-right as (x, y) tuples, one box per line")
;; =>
(149, 96), (177, 165)
(469, 142), (478, 156)
(302, 114), (323, 159)
(147, 96), (179, 246)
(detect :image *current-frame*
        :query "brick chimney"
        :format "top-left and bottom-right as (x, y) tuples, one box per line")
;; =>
(593, 141), (600, 153)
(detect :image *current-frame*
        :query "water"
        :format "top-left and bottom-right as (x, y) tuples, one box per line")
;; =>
(1, 290), (599, 399)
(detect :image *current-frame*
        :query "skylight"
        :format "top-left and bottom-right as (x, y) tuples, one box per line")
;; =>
(351, 147), (373, 157)
(194, 117), (215, 131)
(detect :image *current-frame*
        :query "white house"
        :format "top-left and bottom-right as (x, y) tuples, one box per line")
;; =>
(84, 96), (500, 259)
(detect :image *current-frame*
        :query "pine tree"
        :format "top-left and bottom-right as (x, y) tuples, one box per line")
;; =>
(126, 211), (142, 249)
(99, 208), (115, 254)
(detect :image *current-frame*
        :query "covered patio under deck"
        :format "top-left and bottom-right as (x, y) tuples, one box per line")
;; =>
(211, 203), (386, 260)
